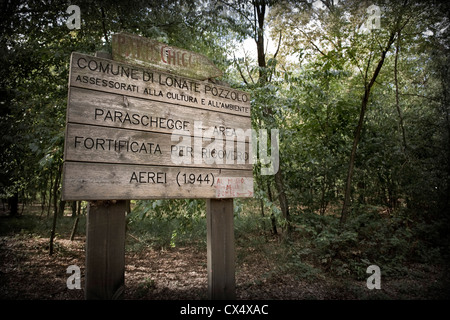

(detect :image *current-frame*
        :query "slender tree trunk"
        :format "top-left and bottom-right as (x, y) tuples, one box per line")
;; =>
(49, 200), (58, 255)
(340, 109), (364, 223)
(320, 181), (327, 216)
(71, 201), (77, 217)
(8, 192), (18, 216)
(441, 65), (450, 213)
(70, 216), (79, 241)
(49, 164), (62, 255)
(274, 170), (291, 233)
(267, 182), (278, 235)
(394, 30), (408, 152)
(40, 176), (48, 217)
(253, 0), (292, 234)
(53, 166), (61, 217)
(259, 198), (266, 231)
(47, 170), (53, 218)
(341, 30), (399, 224)
(445, 107), (450, 213)
(59, 200), (66, 217)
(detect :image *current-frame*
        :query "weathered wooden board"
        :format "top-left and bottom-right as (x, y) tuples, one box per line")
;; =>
(63, 51), (253, 200)
(68, 87), (251, 137)
(69, 52), (250, 117)
(64, 123), (252, 170)
(62, 162), (253, 200)
(112, 32), (223, 81)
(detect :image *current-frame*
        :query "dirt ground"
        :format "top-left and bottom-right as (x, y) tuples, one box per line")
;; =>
(1, 232), (449, 301)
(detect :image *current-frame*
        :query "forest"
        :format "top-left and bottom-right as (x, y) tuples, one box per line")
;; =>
(1, 0), (449, 302)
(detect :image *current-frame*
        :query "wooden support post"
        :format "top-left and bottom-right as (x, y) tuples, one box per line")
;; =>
(85, 200), (126, 300)
(207, 198), (235, 300)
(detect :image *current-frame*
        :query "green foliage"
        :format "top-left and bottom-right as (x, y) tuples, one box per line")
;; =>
(127, 199), (206, 250)
(135, 277), (156, 298)
(0, 212), (85, 241)
(286, 206), (450, 281)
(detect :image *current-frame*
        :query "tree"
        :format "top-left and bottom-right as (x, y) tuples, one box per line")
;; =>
(340, 1), (412, 224)
(218, 0), (293, 234)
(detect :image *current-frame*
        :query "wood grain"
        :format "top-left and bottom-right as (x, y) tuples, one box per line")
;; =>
(63, 52), (253, 200)
(62, 162), (253, 201)
(64, 123), (252, 170)
(112, 32), (223, 80)
(85, 200), (126, 300)
(207, 198), (235, 300)
(69, 52), (250, 117)
(68, 87), (251, 136)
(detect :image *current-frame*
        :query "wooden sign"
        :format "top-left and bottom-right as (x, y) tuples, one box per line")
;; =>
(68, 52), (249, 116)
(112, 32), (223, 81)
(62, 52), (252, 201)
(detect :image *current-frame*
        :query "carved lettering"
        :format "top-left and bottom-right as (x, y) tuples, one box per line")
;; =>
(75, 75), (139, 93)
(94, 108), (190, 131)
(204, 85), (249, 102)
(74, 136), (162, 154)
(130, 171), (167, 184)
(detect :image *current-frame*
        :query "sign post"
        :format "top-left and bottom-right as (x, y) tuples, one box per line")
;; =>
(62, 33), (253, 300)
(85, 200), (126, 300)
(207, 198), (235, 300)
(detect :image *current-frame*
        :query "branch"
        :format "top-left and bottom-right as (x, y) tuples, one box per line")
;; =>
(364, 51), (374, 86)
(244, 54), (256, 84)
(273, 31), (282, 60)
(297, 28), (327, 56)
(367, 30), (397, 91)
(233, 52), (249, 86)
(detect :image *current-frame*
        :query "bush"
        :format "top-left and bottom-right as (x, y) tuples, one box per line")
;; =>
(288, 205), (447, 280)
(127, 199), (207, 250)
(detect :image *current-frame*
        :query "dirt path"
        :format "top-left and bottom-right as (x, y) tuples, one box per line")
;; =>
(1, 234), (448, 300)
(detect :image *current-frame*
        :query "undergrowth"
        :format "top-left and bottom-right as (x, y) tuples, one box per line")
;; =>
(123, 198), (450, 287)
(2, 200), (448, 290)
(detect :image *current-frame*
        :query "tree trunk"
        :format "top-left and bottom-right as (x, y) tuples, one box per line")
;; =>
(59, 200), (66, 217)
(71, 201), (77, 217)
(440, 65), (450, 213)
(259, 198), (266, 232)
(8, 192), (18, 216)
(394, 30), (408, 152)
(70, 216), (79, 241)
(53, 166), (60, 217)
(49, 164), (62, 255)
(40, 180), (47, 217)
(49, 200), (58, 255)
(274, 169), (292, 233)
(267, 182), (278, 235)
(341, 30), (399, 224)
(253, 0), (291, 234)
